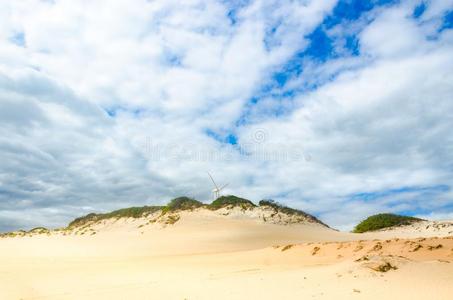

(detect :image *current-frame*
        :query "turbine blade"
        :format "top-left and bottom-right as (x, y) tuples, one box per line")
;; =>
(207, 172), (219, 189)
(219, 183), (229, 190)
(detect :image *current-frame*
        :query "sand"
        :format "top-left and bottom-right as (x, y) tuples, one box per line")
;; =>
(1, 209), (452, 299)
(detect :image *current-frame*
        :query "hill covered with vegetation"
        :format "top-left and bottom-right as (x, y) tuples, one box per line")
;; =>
(209, 195), (256, 209)
(68, 206), (163, 228)
(353, 213), (424, 233)
(64, 195), (327, 229)
(162, 197), (204, 213)
(258, 200), (331, 228)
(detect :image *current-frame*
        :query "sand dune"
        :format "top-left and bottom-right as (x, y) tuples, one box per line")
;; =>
(366, 220), (453, 238)
(1, 208), (452, 299)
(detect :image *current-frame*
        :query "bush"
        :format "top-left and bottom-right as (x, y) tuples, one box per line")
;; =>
(68, 213), (100, 228)
(209, 195), (256, 210)
(353, 213), (423, 233)
(29, 227), (49, 234)
(162, 197), (204, 213)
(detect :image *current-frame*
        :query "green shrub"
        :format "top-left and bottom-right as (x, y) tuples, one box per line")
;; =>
(162, 197), (204, 214)
(353, 213), (423, 233)
(29, 227), (50, 234)
(102, 206), (163, 219)
(209, 195), (256, 210)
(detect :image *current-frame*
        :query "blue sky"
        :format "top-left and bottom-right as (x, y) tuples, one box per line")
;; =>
(1, 0), (453, 231)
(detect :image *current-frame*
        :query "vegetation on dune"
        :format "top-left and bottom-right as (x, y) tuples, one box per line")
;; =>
(68, 213), (98, 228)
(1, 228), (50, 237)
(68, 206), (163, 228)
(63, 195), (328, 229)
(104, 206), (164, 218)
(162, 197), (204, 214)
(259, 199), (309, 216)
(0, 230), (26, 238)
(353, 213), (424, 233)
(68, 197), (203, 228)
(258, 199), (330, 227)
(29, 227), (50, 233)
(164, 214), (181, 225)
(208, 195), (256, 210)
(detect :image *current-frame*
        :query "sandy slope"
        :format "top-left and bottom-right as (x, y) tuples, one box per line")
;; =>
(1, 209), (452, 300)
(368, 220), (453, 238)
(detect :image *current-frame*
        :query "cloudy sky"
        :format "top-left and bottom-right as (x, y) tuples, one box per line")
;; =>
(1, 0), (453, 231)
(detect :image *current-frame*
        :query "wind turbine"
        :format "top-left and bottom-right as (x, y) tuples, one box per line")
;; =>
(208, 172), (229, 200)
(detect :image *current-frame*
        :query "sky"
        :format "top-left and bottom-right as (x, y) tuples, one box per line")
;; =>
(1, 0), (453, 232)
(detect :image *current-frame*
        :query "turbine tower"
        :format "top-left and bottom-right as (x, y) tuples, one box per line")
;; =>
(208, 172), (229, 200)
